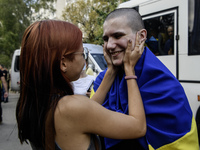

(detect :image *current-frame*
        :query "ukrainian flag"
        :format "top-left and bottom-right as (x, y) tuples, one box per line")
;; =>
(92, 47), (199, 150)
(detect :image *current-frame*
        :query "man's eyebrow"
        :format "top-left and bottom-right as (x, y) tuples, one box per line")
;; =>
(102, 35), (107, 39)
(103, 32), (125, 38)
(102, 35), (108, 41)
(112, 32), (126, 37)
(112, 32), (126, 36)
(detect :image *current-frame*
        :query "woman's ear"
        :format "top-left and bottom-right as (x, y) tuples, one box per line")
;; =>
(138, 29), (147, 44)
(60, 56), (68, 73)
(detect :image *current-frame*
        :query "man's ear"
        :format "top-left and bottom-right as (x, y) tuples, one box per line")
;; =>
(139, 29), (147, 44)
(60, 56), (68, 73)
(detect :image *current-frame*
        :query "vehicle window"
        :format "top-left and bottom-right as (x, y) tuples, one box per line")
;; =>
(143, 13), (174, 56)
(91, 54), (107, 70)
(14, 56), (20, 72)
(188, 0), (200, 55)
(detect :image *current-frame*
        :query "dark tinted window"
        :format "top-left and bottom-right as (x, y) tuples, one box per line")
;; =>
(188, 0), (200, 55)
(91, 54), (107, 70)
(14, 56), (20, 72)
(144, 13), (174, 56)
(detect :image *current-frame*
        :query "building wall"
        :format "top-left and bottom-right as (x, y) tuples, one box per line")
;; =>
(56, 0), (66, 20)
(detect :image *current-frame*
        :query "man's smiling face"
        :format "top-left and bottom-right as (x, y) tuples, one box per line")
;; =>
(103, 16), (136, 66)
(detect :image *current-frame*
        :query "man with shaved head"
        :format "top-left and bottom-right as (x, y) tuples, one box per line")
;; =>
(91, 8), (198, 150)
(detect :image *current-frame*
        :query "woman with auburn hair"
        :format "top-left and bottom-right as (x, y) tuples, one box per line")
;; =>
(16, 20), (146, 150)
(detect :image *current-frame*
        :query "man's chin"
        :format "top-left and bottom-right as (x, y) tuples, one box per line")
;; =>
(112, 61), (123, 67)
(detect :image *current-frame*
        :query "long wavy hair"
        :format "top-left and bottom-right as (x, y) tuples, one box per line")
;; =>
(16, 20), (82, 149)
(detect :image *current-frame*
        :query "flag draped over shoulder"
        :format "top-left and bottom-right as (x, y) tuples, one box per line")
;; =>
(93, 47), (198, 150)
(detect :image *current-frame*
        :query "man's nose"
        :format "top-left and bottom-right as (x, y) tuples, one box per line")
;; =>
(107, 38), (116, 50)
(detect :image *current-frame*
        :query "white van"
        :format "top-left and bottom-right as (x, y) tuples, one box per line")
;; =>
(10, 49), (20, 91)
(10, 44), (107, 91)
(118, 0), (200, 142)
(83, 43), (107, 76)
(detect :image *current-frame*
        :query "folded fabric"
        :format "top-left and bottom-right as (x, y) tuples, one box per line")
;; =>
(72, 75), (95, 96)
(93, 47), (198, 149)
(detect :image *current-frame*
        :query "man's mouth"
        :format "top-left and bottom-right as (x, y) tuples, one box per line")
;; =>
(110, 50), (123, 56)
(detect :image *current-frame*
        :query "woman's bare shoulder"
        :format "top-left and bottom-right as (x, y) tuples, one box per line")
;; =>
(55, 95), (93, 118)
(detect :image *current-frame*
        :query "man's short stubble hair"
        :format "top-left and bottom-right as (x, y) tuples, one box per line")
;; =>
(105, 8), (145, 33)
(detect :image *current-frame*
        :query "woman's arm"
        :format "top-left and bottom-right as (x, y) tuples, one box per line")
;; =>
(90, 44), (117, 104)
(58, 33), (146, 139)
(90, 69), (116, 104)
(123, 32), (146, 135)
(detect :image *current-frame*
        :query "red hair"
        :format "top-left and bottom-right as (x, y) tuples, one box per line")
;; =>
(16, 20), (82, 148)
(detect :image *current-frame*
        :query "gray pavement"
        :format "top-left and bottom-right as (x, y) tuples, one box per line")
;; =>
(0, 92), (31, 150)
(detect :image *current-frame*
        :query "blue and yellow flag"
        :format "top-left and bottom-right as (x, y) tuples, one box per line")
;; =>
(92, 47), (199, 150)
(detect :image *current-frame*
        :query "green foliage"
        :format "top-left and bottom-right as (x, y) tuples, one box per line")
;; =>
(0, 0), (56, 68)
(0, 0), (128, 68)
(0, 54), (11, 68)
(62, 0), (127, 45)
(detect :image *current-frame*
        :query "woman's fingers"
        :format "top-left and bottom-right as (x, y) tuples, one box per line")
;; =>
(139, 38), (146, 54)
(134, 31), (146, 54)
(126, 39), (132, 54)
(133, 32), (140, 51)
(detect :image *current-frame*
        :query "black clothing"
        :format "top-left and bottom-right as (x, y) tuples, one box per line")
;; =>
(2, 70), (7, 81)
(0, 70), (3, 122)
(99, 136), (145, 150)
